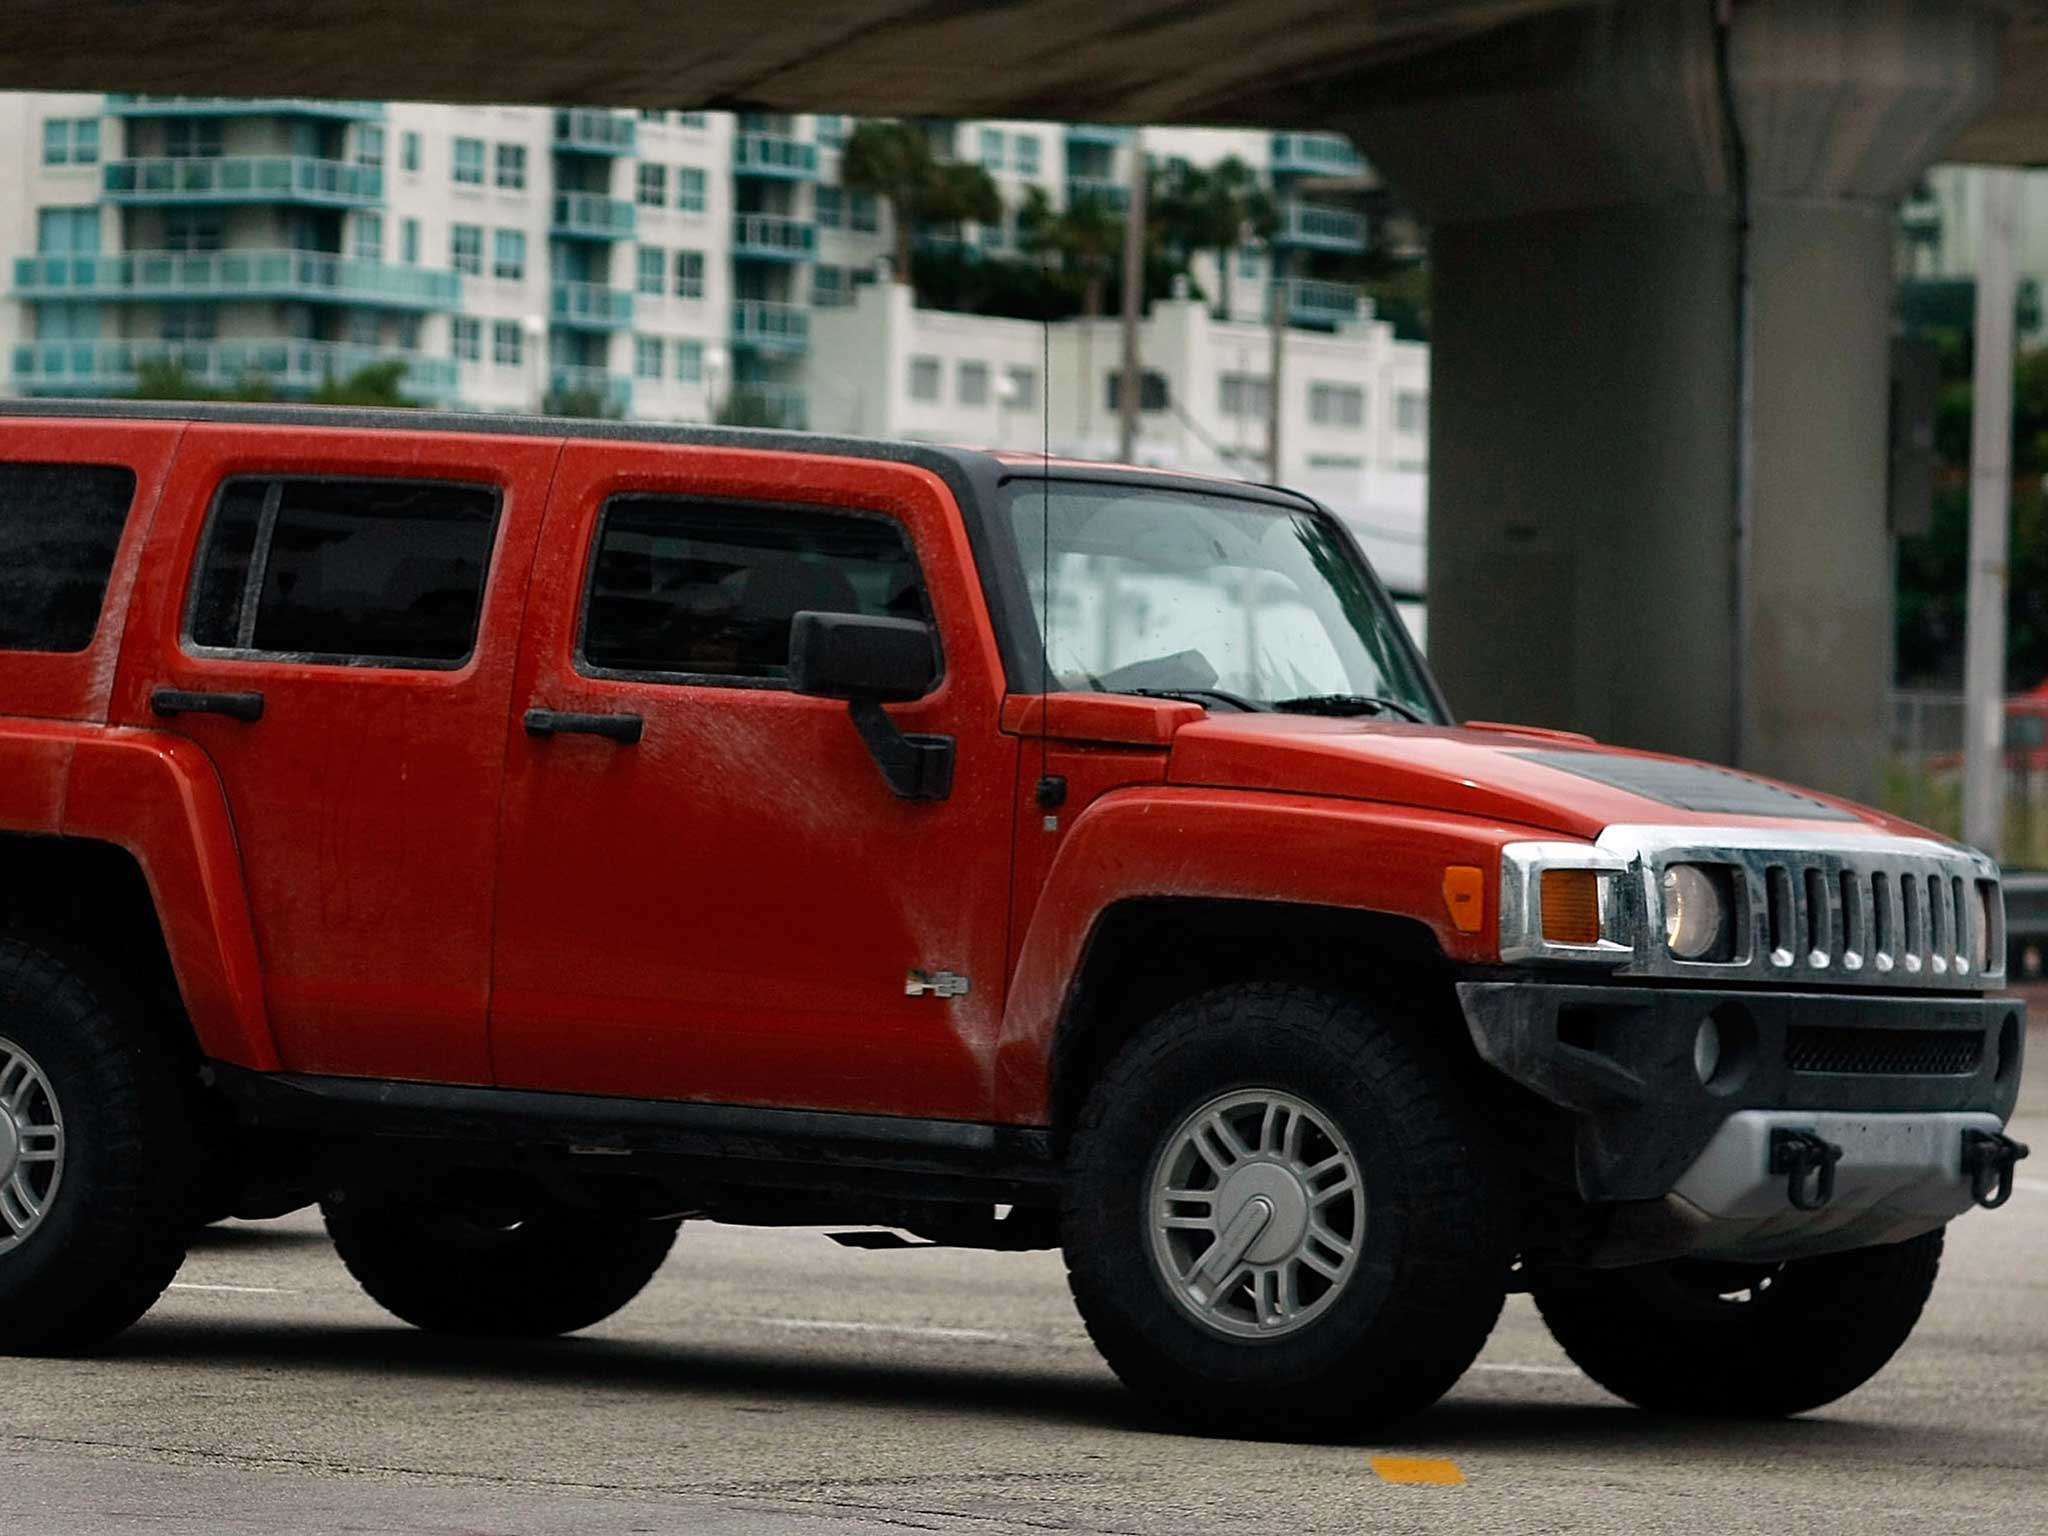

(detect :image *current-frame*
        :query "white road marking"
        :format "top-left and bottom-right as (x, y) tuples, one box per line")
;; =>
(758, 1317), (1012, 1344)
(1470, 1362), (1581, 1378)
(168, 1282), (296, 1296)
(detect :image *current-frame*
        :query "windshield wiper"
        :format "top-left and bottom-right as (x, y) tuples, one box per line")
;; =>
(1121, 687), (1269, 713)
(1271, 693), (1428, 724)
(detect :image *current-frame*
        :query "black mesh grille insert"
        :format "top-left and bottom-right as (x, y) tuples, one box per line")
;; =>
(1785, 1026), (1984, 1077)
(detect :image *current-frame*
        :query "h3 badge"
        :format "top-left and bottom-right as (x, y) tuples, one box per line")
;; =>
(905, 968), (971, 1000)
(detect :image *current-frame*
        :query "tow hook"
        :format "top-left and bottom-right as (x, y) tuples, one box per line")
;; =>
(1962, 1130), (2031, 1211)
(1769, 1128), (1844, 1212)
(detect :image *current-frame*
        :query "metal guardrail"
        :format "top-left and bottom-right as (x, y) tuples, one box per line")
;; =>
(13, 249), (457, 309)
(103, 156), (384, 207)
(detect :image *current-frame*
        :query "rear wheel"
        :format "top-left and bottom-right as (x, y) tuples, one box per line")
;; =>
(323, 1193), (681, 1338)
(1530, 1231), (1945, 1416)
(1062, 982), (1510, 1440)
(0, 936), (193, 1354)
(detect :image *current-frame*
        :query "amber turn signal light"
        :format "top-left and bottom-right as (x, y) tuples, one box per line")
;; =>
(1540, 868), (1603, 946)
(1442, 865), (1485, 933)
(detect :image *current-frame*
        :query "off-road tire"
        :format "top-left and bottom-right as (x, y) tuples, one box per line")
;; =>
(323, 1194), (681, 1338)
(0, 935), (194, 1354)
(1062, 982), (1510, 1440)
(1530, 1230), (1945, 1416)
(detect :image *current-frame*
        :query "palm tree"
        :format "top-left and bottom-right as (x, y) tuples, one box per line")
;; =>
(1019, 185), (1121, 323)
(1162, 157), (1278, 320)
(840, 120), (1002, 285)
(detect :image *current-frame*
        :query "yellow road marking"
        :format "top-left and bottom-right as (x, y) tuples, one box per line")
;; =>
(1371, 1456), (1465, 1487)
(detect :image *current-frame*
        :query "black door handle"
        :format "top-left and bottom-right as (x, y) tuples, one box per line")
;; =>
(524, 707), (644, 745)
(152, 687), (265, 723)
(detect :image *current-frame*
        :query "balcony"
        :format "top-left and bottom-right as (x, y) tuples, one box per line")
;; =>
(547, 364), (632, 415)
(550, 280), (633, 331)
(730, 299), (809, 354)
(1066, 124), (1135, 147)
(103, 156), (384, 209)
(11, 338), (457, 401)
(1270, 132), (1364, 179)
(1287, 278), (1363, 328)
(13, 249), (458, 311)
(551, 192), (636, 241)
(107, 95), (383, 120)
(724, 381), (807, 429)
(1274, 202), (1366, 253)
(1065, 175), (1129, 211)
(731, 213), (815, 262)
(553, 109), (637, 156)
(733, 133), (819, 181)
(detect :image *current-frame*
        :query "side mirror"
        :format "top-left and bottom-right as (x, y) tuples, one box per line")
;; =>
(788, 612), (952, 802)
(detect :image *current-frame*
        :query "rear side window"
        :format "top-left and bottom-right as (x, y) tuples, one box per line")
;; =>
(0, 462), (138, 653)
(187, 477), (500, 666)
(580, 497), (928, 683)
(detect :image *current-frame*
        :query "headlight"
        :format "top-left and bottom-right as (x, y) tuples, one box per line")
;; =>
(1662, 864), (1729, 960)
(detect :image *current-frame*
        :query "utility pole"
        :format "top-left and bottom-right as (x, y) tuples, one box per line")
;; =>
(1118, 131), (1146, 464)
(1965, 167), (2019, 859)
(1265, 246), (1288, 483)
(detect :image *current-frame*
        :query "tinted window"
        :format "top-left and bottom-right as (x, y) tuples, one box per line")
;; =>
(0, 462), (137, 653)
(581, 498), (927, 682)
(187, 477), (499, 665)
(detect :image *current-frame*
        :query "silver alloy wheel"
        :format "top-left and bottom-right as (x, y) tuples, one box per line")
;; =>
(1147, 1087), (1365, 1340)
(0, 1036), (64, 1257)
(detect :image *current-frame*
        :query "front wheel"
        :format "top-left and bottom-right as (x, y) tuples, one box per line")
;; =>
(1529, 1230), (1945, 1416)
(323, 1194), (681, 1338)
(1062, 983), (1510, 1441)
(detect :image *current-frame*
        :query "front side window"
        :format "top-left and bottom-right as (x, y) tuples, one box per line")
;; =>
(0, 462), (136, 653)
(580, 498), (929, 684)
(1005, 482), (1437, 718)
(186, 477), (500, 667)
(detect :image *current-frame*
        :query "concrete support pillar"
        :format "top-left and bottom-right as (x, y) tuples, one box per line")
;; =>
(1341, 0), (2000, 802)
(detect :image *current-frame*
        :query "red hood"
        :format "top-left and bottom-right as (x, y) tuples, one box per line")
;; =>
(1164, 715), (1917, 841)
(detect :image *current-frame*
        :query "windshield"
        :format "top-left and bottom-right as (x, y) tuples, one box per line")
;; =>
(1004, 481), (1442, 720)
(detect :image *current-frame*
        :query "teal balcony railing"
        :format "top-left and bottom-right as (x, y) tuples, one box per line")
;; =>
(731, 214), (815, 261)
(1066, 124), (1135, 147)
(1274, 202), (1366, 252)
(551, 192), (636, 240)
(550, 280), (633, 331)
(733, 133), (819, 180)
(106, 95), (383, 120)
(730, 299), (809, 353)
(103, 156), (384, 209)
(10, 338), (457, 400)
(12, 249), (458, 311)
(1065, 174), (1129, 211)
(724, 381), (807, 429)
(553, 109), (637, 156)
(1287, 278), (1363, 328)
(547, 363), (632, 414)
(1269, 132), (1364, 179)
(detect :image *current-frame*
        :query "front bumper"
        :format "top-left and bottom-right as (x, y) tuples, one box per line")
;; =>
(1458, 980), (2026, 1261)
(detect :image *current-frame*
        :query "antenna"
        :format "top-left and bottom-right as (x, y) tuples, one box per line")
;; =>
(1034, 256), (1065, 826)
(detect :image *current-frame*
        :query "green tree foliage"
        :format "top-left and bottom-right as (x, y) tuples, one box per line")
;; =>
(1154, 157), (1276, 320)
(543, 386), (623, 420)
(129, 357), (417, 408)
(715, 388), (794, 429)
(839, 120), (1001, 292)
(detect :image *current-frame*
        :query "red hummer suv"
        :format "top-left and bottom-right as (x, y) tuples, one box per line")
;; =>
(0, 403), (2027, 1438)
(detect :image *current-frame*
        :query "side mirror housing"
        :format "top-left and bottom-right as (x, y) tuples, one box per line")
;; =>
(788, 612), (937, 702)
(788, 611), (952, 802)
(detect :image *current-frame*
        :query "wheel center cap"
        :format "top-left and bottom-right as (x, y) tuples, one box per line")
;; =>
(1217, 1160), (1310, 1264)
(0, 1106), (19, 1185)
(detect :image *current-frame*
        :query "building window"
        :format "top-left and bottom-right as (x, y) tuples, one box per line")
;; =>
(163, 212), (222, 253)
(675, 250), (705, 299)
(815, 115), (847, 148)
(978, 128), (1004, 170)
(908, 355), (941, 402)
(452, 316), (481, 362)
(352, 211), (383, 262)
(637, 163), (667, 207)
(1220, 371), (1270, 418)
(1307, 453), (1364, 470)
(496, 143), (527, 190)
(815, 186), (843, 229)
(1107, 370), (1170, 412)
(493, 229), (526, 282)
(493, 320), (522, 367)
(159, 304), (217, 342)
(636, 246), (665, 296)
(676, 339), (704, 382)
(452, 137), (485, 185)
(396, 316), (420, 351)
(401, 131), (421, 173)
(356, 125), (385, 168)
(164, 119), (222, 159)
(450, 224), (482, 275)
(1238, 248), (1263, 278)
(812, 265), (845, 306)
(634, 335), (665, 379)
(957, 361), (990, 407)
(1395, 390), (1428, 434)
(1003, 364), (1038, 410)
(1015, 135), (1041, 178)
(41, 118), (100, 166)
(849, 192), (880, 233)
(639, 109), (667, 123)
(1308, 382), (1365, 428)
(677, 112), (708, 130)
(675, 167), (706, 212)
(400, 218), (420, 265)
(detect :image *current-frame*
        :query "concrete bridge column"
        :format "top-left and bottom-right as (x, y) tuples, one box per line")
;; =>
(1340, 0), (2000, 802)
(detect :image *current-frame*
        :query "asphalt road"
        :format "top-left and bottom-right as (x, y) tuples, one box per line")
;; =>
(5, 1027), (2045, 1536)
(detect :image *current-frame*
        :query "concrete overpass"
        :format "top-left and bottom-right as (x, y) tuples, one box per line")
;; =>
(11, 0), (2048, 799)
